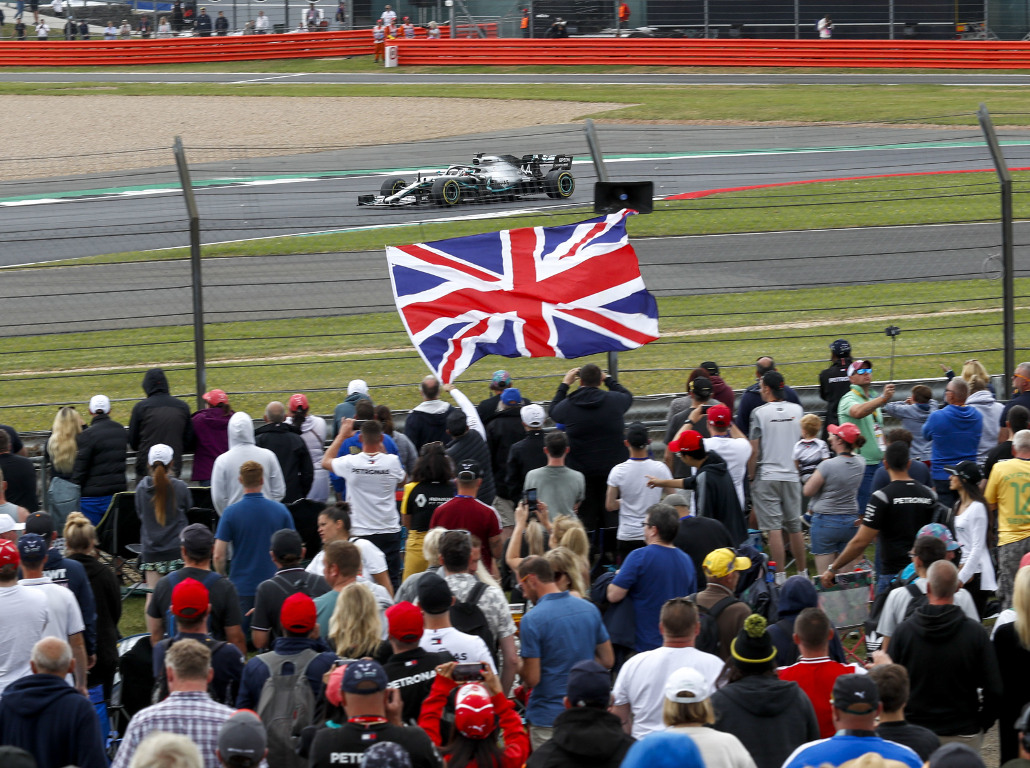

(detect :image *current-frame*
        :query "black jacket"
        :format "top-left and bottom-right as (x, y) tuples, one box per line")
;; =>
(383, 647), (454, 726)
(506, 430), (546, 501)
(128, 368), (194, 477)
(819, 361), (852, 426)
(679, 450), (747, 545)
(486, 408), (527, 500)
(0, 452), (37, 512)
(71, 413), (128, 497)
(254, 422), (314, 503)
(550, 378), (632, 476)
(734, 381), (802, 437)
(527, 707), (634, 768)
(446, 430), (495, 504)
(890, 603), (1001, 735)
(67, 552), (122, 691)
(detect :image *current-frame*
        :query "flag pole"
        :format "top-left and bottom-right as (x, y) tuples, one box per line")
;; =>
(584, 119), (619, 381)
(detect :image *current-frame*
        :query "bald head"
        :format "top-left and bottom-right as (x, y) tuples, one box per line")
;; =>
(926, 559), (959, 603)
(265, 401), (286, 424)
(31, 637), (73, 677)
(420, 376), (441, 401)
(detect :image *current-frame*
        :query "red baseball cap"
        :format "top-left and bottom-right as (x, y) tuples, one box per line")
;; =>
(668, 430), (704, 454)
(828, 422), (862, 444)
(386, 601), (423, 642)
(171, 578), (209, 619)
(289, 393), (309, 411)
(281, 592), (317, 634)
(707, 403), (732, 428)
(0, 539), (19, 567)
(203, 389), (229, 406)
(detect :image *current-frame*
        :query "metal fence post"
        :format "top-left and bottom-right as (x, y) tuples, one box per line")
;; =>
(172, 136), (208, 409)
(584, 119), (619, 381)
(978, 104), (1015, 400)
(794, 0), (799, 38)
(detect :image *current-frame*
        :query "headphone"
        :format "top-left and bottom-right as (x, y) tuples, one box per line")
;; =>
(1016, 703), (1030, 753)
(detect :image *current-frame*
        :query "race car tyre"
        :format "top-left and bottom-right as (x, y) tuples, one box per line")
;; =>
(431, 177), (462, 206)
(544, 170), (575, 199)
(380, 176), (408, 197)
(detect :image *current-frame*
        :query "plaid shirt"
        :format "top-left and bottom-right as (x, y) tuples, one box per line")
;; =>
(111, 691), (234, 768)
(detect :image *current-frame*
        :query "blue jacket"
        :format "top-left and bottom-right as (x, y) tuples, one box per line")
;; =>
(0, 674), (107, 768)
(236, 636), (337, 709)
(923, 405), (983, 480)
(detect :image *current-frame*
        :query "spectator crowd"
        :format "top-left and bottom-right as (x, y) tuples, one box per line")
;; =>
(1, 348), (1029, 768)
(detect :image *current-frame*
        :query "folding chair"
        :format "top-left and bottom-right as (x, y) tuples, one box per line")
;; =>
(815, 569), (874, 664)
(94, 492), (148, 598)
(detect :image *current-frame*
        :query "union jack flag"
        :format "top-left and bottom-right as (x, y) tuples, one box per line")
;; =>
(386, 209), (659, 384)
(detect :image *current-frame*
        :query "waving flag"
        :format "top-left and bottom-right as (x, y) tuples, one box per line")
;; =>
(386, 209), (659, 384)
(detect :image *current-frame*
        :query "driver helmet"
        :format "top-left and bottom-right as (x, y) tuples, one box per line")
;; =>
(454, 683), (495, 739)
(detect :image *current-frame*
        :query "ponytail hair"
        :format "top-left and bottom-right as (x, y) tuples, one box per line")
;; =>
(152, 462), (170, 527)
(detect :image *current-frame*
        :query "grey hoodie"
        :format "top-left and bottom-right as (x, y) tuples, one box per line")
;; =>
(210, 412), (286, 514)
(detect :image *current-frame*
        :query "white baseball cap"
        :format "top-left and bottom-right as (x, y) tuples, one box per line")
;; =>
(664, 666), (710, 704)
(148, 444), (174, 466)
(348, 379), (369, 396)
(89, 394), (111, 414)
(520, 403), (545, 428)
(0, 515), (25, 535)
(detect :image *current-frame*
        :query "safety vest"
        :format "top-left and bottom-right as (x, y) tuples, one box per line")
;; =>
(619, 3), (630, 21)
(520, 14), (528, 28)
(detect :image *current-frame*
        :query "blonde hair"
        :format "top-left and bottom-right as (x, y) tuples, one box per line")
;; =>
(63, 512), (96, 555)
(662, 697), (715, 727)
(545, 546), (587, 597)
(800, 413), (822, 439)
(422, 527), (448, 565)
(1014, 566), (1030, 650)
(129, 731), (203, 768)
(47, 406), (82, 475)
(961, 359), (991, 393)
(165, 638), (211, 681)
(552, 515), (590, 562)
(151, 461), (171, 527)
(524, 519), (547, 557)
(330, 582), (382, 659)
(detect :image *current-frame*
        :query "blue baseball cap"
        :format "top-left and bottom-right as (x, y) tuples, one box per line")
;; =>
(17, 533), (48, 561)
(500, 388), (522, 405)
(342, 659), (389, 694)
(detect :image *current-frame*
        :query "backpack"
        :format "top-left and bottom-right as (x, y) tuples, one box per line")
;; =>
(900, 582), (928, 621)
(266, 571), (324, 642)
(449, 581), (498, 668)
(739, 554), (780, 623)
(255, 648), (319, 768)
(162, 569), (222, 639)
(151, 636), (233, 704)
(690, 594), (739, 657)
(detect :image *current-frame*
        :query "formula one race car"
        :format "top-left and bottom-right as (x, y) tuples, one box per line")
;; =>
(357, 153), (575, 207)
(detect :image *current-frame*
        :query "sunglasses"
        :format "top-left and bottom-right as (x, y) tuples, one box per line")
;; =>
(854, 368), (872, 375)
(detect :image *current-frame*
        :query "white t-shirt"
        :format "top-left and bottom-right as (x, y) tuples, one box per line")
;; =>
(306, 537), (389, 580)
(876, 578), (980, 638)
(608, 458), (671, 541)
(668, 725), (757, 768)
(419, 626), (496, 672)
(704, 436), (751, 508)
(0, 584), (50, 694)
(330, 452), (405, 536)
(612, 645), (726, 739)
(20, 577), (84, 640)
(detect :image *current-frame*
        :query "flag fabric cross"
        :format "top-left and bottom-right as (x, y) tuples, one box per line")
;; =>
(386, 209), (659, 384)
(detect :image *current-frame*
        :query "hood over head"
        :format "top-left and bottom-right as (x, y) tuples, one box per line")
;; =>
(228, 411), (256, 447)
(142, 367), (169, 396)
(777, 575), (820, 617)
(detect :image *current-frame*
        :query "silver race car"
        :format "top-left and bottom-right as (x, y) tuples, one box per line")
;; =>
(357, 153), (575, 207)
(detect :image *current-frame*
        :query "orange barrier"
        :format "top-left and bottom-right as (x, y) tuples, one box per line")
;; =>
(389, 38), (1030, 69)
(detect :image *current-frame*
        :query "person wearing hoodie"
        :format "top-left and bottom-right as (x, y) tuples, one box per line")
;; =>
(210, 412), (285, 515)
(190, 389), (233, 484)
(710, 614), (819, 768)
(922, 378), (982, 509)
(527, 659), (633, 768)
(550, 363), (633, 534)
(71, 393), (127, 525)
(289, 393), (330, 503)
(333, 379), (372, 436)
(486, 388), (531, 529)
(406, 376), (457, 451)
(767, 575), (846, 667)
(965, 378), (1004, 463)
(128, 367), (194, 481)
(255, 401), (313, 504)
(882, 559), (1001, 748)
(882, 386), (938, 463)
(0, 636), (107, 768)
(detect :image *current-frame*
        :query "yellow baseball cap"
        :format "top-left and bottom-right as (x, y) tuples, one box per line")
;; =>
(703, 548), (751, 578)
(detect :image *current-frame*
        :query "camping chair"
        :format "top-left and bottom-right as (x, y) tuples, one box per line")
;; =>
(815, 568), (874, 664)
(94, 492), (150, 597)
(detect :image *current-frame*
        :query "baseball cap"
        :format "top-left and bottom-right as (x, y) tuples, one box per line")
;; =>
(626, 422), (650, 448)
(663, 493), (689, 508)
(0, 539), (20, 567)
(690, 376), (713, 398)
(664, 666), (710, 704)
(289, 393), (309, 411)
(17, 533), (47, 562)
(24, 511), (54, 537)
(520, 404), (545, 428)
(217, 710), (266, 766)
(342, 659), (389, 694)
(347, 379), (369, 396)
(362, 742), (413, 768)
(831, 674), (880, 714)
(500, 388), (522, 406)
(916, 522), (960, 551)
(89, 394), (111, 414)
(667, 430), (704, 455)
(203, 389), (229, 406)
(386, 601), (423, 643)
(491, 370), (512, 387)
(927, 743), (985, 768)
(703, 548), (751, 578)
(417, 572), (453, 615)
(944, 460), (982, 486)
(180, 523), (214, 556)
(847, 360), (874, 377)
(827, 422), (862, 444)
(700, 361), (720, 376)
(830, 339), (852, 357)
(566, 660), (611, 708)
(281, 592), (317, 634)
(0, 516), (25, 536)
(456, 459), (482, 483)
(271, 528), (304, 560)
(148, 443), (174, 467)
(171, 578), (209, 619)
(707, 403), (732, 428)
(454, 683), (496, 739)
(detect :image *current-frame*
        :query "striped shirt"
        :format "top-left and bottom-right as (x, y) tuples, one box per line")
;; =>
(111, 691), (234, 768)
